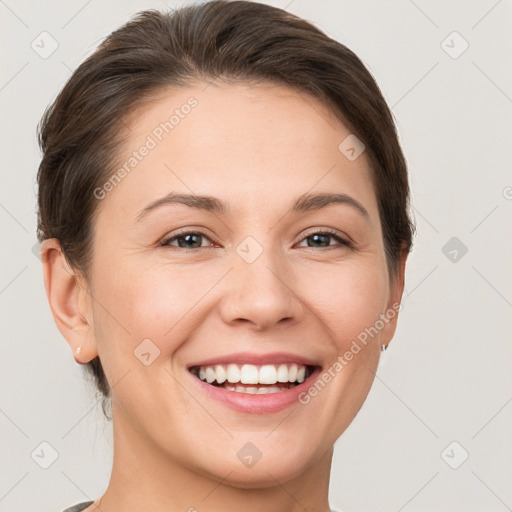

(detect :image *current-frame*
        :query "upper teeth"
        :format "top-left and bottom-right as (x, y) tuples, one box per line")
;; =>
(192, 363), (308, 385)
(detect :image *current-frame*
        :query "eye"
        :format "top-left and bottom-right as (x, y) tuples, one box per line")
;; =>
(159, 228), (351, 251)
(296, 229), (350, 249)
(160, 230), (215, 249)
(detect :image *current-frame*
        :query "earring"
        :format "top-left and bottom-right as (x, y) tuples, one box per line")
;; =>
(381, 344), (388, 352)
(75, 346), (82, 354)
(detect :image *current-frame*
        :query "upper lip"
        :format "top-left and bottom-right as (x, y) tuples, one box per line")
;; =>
(187, 351), (322, 369)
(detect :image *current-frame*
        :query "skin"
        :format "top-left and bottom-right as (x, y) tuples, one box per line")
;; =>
(42, 81), (407, 512)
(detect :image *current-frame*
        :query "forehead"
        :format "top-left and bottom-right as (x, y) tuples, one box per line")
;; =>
(99, 81), (378, 221)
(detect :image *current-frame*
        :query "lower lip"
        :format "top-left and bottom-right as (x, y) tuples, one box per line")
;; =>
(188, 366), (323, 414)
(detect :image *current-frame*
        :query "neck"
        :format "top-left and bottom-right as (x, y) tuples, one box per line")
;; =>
(94, 404), (333, 512)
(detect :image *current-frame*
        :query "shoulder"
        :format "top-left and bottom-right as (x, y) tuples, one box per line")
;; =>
(61, 501), (94, 512)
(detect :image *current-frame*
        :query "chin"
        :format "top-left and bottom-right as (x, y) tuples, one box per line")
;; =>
(195, 444), (321, 489)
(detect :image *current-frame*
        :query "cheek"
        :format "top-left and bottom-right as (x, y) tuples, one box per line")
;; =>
(301, 259), (389, 348)
(92, 253), (389, 348)
(91, 261), (220, 356)
(90, 245), (389, 383)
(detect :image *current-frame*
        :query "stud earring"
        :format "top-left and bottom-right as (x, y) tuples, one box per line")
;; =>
(381, 344), (388, 352)
(75, 346), (82, 354)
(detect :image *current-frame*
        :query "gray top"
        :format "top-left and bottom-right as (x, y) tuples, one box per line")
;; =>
(62, 501), (94, 512)
(62, 500), (341, 511)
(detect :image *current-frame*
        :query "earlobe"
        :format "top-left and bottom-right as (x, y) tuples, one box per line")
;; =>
(40, 239), (98, 364)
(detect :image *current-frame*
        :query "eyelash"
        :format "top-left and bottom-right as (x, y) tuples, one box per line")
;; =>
(159, 228), (351, 251)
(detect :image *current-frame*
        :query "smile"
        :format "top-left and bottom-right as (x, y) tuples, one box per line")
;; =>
(189, 363), (316, 394)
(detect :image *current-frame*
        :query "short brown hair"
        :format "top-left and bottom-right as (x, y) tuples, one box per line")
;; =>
(37, 0), (415, 417)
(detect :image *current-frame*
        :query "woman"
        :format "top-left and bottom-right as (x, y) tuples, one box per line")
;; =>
(37, 1), (414, 511)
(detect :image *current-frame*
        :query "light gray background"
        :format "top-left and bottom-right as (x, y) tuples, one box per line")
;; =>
(1, 1), (511, 511)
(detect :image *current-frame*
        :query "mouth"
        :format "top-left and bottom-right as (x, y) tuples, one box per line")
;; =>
(188, 363), (319, 394)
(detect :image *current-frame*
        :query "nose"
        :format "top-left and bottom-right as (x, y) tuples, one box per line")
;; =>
(218, 244), (305, 332)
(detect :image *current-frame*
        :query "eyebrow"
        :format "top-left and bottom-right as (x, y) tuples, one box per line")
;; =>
(135, 193), (227, 221)
(135, 191), (370, 223)
(292, 192), (370, 222)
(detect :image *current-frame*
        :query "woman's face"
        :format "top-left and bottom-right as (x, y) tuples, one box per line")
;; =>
(76, 82), (405, 486)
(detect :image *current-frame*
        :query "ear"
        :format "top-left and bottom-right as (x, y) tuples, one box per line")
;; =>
(40, 239), (98, 364)
(380, 246), (409, 348)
